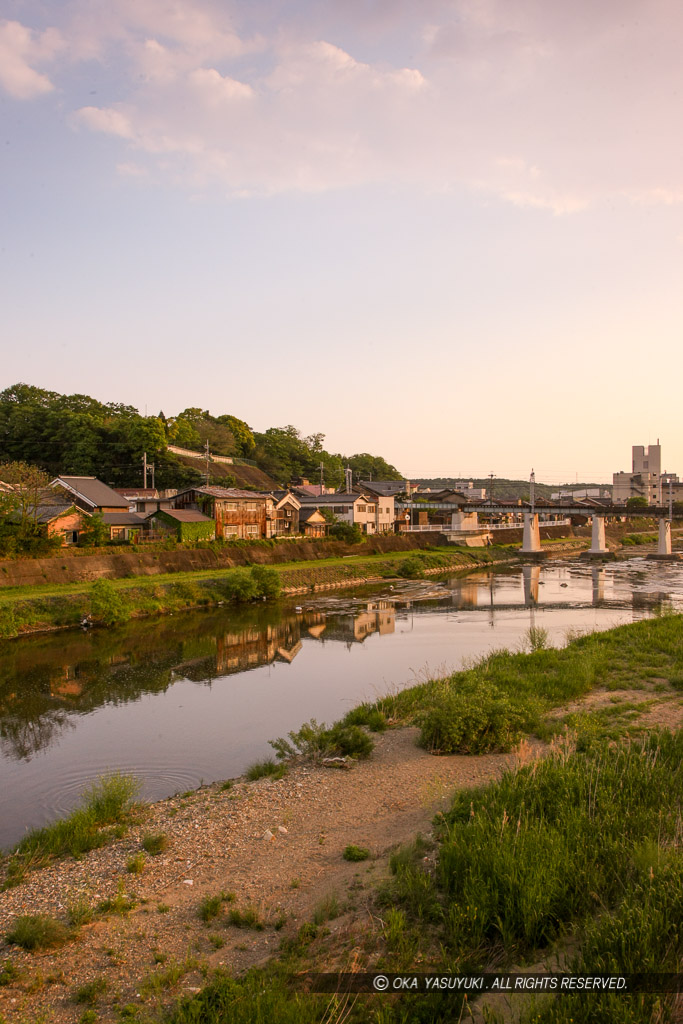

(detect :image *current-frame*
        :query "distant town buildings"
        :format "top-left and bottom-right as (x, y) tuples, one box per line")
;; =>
(613, 443), (663, 505)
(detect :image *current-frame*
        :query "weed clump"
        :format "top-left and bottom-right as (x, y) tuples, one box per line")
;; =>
(245, 758), (287, 781)
(6, 914), (69, 950)
(142, 832), (168, 855)
(270, 719), (373, 762)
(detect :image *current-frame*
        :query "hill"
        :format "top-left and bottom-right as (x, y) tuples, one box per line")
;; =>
(412, 478), (610, 502)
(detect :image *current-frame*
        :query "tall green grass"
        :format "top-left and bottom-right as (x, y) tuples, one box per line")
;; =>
(438, 730), (683, 953)
(3, 773), (140, 886)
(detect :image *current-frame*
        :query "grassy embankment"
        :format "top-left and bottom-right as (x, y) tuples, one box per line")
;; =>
(161, 615), (683, 1024)
(3, 615), (683, 1022)
(0, 545), (513, 639)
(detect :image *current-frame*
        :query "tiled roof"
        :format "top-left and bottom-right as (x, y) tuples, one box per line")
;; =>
(154, 509), (212, 523)
(101, 512), (148, 525)
(297, 492), (364, 504)
(181, 487), (271, 500)
(55, 476), (129, 509)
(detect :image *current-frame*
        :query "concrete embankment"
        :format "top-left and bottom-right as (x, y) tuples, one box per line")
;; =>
(0, 533), (466, 589)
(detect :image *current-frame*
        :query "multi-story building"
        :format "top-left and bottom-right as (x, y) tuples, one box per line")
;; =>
(613, 443), (662, 505)
(172, 486), (275, 539)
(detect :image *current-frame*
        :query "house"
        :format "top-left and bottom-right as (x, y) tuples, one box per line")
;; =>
(268, 491), (301, 536)
(172, 487), (275, 539)
(298, 507), (327, 538)
(50, 477), (147, 541)
(151, 508), (215, 542)
(8, 504), (84, 546)
(352, 483), (396, 532)
(114, 488), (175, 514)
(298, 491), (389, 534)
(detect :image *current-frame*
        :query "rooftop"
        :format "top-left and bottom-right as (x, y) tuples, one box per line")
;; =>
(54, 476), (129, 509)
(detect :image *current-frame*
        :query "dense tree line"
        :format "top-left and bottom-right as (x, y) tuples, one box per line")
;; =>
(0, 384), (402, 491)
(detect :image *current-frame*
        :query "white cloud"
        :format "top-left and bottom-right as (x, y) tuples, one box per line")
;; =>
(75, 106), (134, 139)
(0, 20), (62, 99)
(7, 0), (683, 207)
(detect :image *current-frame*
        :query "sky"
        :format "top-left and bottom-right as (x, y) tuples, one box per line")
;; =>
(2, 0), (683, 484)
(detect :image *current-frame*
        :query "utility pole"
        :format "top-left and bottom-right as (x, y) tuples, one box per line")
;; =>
(319, 461), (325, 496)
(143, 452), (148, 489)
(150, 461), (155, 492)
(204, 439), (210, 487)
(530, 469), (536, 513)
(488, 473), (495, 504)
(669, 477), (673, 520)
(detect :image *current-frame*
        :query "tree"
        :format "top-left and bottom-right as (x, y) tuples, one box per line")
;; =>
(344, 453), (402, 482)
(79, 512), (110, 547)
(626, 496), (649, 509)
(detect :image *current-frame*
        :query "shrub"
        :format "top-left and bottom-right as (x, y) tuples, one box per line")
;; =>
(198, 892), (234, 924)
(250, 565), (281, 599)
(343, 845), (370, 862)
(418, 678), (538, 754)
(329, 522), (363, 544)
(90, 579), (130, 625)
(397, 556), (424, 579)
(223, 569), (258, 603)
(270, 719), (373, 762)
(6, 914), (69, 950)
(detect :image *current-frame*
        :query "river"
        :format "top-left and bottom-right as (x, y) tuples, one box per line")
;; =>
(1, 556), (682, 850)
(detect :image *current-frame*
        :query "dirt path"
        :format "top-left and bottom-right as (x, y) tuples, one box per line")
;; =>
(0, 728), (531, 1023)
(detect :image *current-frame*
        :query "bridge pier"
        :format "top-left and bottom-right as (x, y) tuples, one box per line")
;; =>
(521, 513), (544, 556)
(647, 519), (680, 560)
(580, 515), (615, 560)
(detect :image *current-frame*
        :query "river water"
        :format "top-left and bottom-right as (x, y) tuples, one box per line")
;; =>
(1, 556), (682, 850)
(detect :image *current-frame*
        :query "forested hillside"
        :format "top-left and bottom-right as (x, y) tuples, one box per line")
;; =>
(0, 384), (402, 491)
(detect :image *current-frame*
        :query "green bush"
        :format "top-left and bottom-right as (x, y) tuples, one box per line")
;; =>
(222, 569), (258, 603)
(397, 556), (424, 578)
(417, 678), (538, 754)
(250, 565), (281, 599)
(90, 579), (131, 625)
(343, 845), (370, 862)
(270, 719), (373, 762)
(329, 522), (363, 544)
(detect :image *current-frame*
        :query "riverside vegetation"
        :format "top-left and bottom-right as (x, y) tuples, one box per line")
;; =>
(2, 615), (682, 1022)
(0, 544), (512, 639)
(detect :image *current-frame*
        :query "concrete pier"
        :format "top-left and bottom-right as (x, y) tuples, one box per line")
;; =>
(521, 513), (543, 555)
(646, 519), (680, 560)
(580, 515), (616, 560)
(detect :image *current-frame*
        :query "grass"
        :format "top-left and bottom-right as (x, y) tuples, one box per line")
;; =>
(339, 613), (683, 754)
(141, 832), (168, 855)
(245, 758), (287, 781)
(227, 906), (265, 931)
(73, 976), (108, 1004)
(198, 891), (235, 924)
(5, 914), (69, 950)
(312, 893), (340, 925)
(126, 852), (145, 874)
(3, 773), (140, 888)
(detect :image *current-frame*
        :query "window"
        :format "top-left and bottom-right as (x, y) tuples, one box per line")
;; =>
(223, 502), (238, 511)
(245, 524), (259, 536)
(223, 526), (239, 536)
(245, 502), (259, 511)
(358, 505), (366, 512)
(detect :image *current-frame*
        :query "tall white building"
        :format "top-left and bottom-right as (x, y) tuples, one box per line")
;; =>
(613, 442), (662, 504)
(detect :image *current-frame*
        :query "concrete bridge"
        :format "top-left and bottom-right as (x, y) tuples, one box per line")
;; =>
(395, 498), (679, 558)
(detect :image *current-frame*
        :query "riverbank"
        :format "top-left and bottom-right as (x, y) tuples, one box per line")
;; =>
(1, 616), (682, 1023)
(0, 544), (522, 640)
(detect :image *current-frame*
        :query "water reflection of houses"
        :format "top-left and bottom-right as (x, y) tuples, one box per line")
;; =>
(319, 601), (396, 645)
(214, 619), (303, 675)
